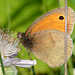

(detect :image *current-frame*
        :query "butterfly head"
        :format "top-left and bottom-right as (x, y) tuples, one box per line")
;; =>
(17, 32), (33, 49)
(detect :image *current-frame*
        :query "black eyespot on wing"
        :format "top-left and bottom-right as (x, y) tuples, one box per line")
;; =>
(59, 16), (64, 20)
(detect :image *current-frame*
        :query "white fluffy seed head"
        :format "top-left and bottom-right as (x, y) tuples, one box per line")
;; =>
(0, 28), (21, 56)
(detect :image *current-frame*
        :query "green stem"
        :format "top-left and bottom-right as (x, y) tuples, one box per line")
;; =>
(28, 52), (36, 75)
(0, 53), (5, 75)
(32, 66), (36, 75)
(42, 0), (48, 13)
(67, 57), (73, 75)
(58, 0), (65, 7)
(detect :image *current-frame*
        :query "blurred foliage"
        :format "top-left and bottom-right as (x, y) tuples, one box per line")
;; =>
(0, 0), (75, 75)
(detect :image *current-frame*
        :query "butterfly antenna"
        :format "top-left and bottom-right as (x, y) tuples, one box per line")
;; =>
(20, 50), (26, 58)
(28, 52), (32, 60)
(65, 0), (67, 75)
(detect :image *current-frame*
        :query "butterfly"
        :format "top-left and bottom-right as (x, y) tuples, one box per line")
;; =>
(17, 7), (74, 68)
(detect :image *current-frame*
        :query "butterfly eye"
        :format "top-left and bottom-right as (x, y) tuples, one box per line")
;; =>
(59, 16), (64, 20)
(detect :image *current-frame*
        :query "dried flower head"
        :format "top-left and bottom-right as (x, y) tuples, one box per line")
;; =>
(0, 28), (21, 56)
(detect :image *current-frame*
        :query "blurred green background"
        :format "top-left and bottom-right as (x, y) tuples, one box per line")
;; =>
(0, 0), (75, 75)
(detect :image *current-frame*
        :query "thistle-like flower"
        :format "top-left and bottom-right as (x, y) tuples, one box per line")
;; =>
(0, 28), (37, 67)
(0, 28), (20, 56)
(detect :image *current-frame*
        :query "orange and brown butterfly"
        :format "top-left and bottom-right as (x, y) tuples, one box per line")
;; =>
(17, 7), (74, 68)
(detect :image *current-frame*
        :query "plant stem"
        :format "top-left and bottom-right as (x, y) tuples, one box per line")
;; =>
(32, 66), (36, 75)
(42, 0), (48, 13)
(58, 0), (65, 7)
(0, 53), (5, 75)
